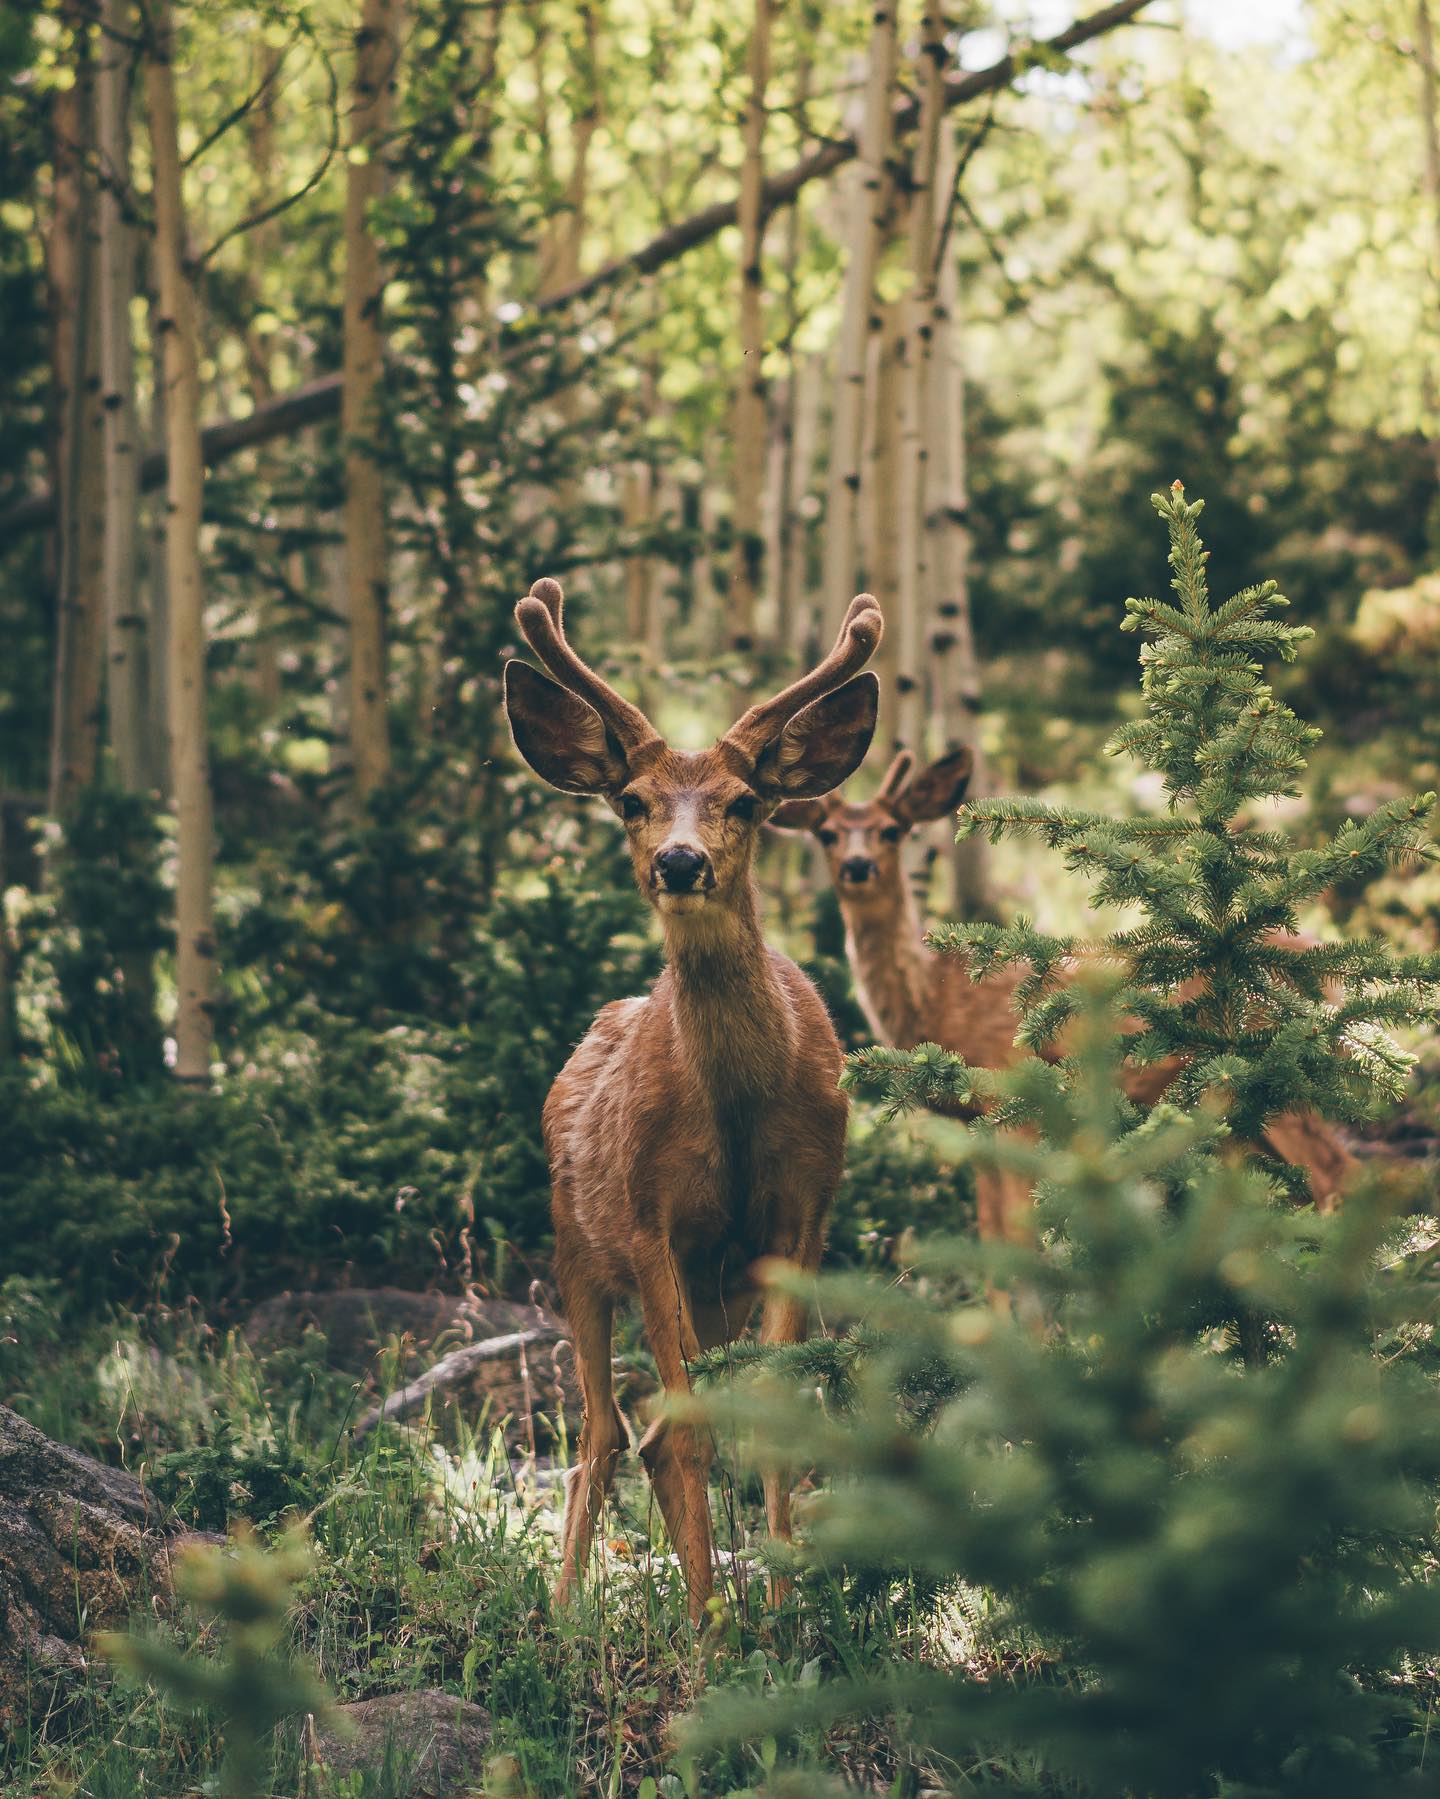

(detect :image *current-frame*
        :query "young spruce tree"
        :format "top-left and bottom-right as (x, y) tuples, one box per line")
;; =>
(688, 487), (1440, 1796)
(939, 481), (1438, 1180)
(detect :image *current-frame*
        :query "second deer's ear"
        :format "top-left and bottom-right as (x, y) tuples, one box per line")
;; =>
(893, 747), (974, 825)
(503, 660), (629, 796)
(767, 798), (829, 832)
(754, 673), (879, 800)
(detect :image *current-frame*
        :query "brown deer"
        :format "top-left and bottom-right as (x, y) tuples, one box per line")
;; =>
(503, 579), (884, 1618)
(772, 746), (1356, 1245)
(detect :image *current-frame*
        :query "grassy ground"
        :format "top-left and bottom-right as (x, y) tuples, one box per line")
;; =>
(2, 1291), (996, 1798)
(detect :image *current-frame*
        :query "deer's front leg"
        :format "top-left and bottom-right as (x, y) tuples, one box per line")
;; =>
(635, 1248), (716, 1622)
(554, 1281), (625, 1606)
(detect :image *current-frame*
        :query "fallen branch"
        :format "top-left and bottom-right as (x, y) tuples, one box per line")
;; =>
(0, 1), (1153, 546)
(350, 1323), (565, 1442)
(0, 376), (343, 539)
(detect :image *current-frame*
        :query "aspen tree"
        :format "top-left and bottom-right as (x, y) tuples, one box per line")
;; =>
(728, 0), (775, 656)
(341, 0), (404, 800)
(894, 0), (946, 762)
(537, 1), (596, 537)
(98, 0), (148, 791)
(1414, 1), (1440, 462)
(930, 235), (991, 912)
(782, 351), (822, 656)
(144, 275), (171, 798)
(244, 40), (284, 714)
(537, 2), (597, 302)
(820, 3), (897, 634)
(866, 301), (905, 729)
(144, 0), (215, 1084)
(48, 7), (106, 814)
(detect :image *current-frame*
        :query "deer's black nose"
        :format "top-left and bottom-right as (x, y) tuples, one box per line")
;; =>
(655, 846), (706, 891)
(840, 857), (876, 885)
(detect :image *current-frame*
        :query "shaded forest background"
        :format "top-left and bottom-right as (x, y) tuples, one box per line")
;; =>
(6, 1), (1438, 1294)
(5, 0), (1439, 1308)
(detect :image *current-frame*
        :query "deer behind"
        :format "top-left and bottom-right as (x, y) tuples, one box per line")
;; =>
(773, 747), (1356, 1244)
(503, 580), (884, 1617)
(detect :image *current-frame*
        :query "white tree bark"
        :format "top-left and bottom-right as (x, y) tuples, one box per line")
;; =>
(728, 0), (775, 655)
(819, 4), (897, 632)
(144, 0), (215, 1083)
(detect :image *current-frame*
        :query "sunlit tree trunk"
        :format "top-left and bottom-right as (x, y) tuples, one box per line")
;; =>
(820, 2), (896, 633)
(99, 0), (148, 791)
(1415, 1), (1440, 469)
(537, 0), (595, 548)
(144, 0), (215, 1084)
(867, 301), (904, 736)
(930, 235), (991, 914)
(728, 0), (774, 658)
(342, 0), (404, 800)
(624, 452), (660, 705)
(244, 40), (285, 714)
(537, 1), (596, 301)
(144, 271), (171, 799)
(782, 351), (822, 657)
(48, 7), (106, 815)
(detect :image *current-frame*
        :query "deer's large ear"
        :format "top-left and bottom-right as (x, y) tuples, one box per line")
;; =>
(754, 673), (879, 800)
(767, 798), (829, 832)
(893, 747), (974, 825)
(504, 660), (629, 795)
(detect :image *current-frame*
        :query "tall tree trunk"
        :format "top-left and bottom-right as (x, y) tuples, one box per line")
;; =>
(930, 232), (991, 914)
(728, 0), (775, 659)
(538, 1), (597, 300)
(98, 0), (148, 791)
(772, 32), (813, 659)
(782, 351), (822, 657)
(624, 455), (658, 705)
(819, 3), (897, 634)
(866, 301), (905, 734)
(895, 0), (946, 763)
(48, 7), (106, 816)
(342, 0), (404, 800)
(1415, 0), (1440, 472)
(244, 40), (284, 713)
(144, 0), (215, 1084)
(144, 273), (171, 798)
(536, 0), (596, 543)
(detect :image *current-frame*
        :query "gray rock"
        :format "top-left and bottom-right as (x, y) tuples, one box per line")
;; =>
(312, 1689), (491, 1797)
(243, 1288), (539, 1376)
(0, 1403), (183, 1734)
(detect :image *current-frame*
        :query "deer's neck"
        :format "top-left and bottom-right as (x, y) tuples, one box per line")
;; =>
(662, 881), (790, 1098)
(840, 877), (936, 1051)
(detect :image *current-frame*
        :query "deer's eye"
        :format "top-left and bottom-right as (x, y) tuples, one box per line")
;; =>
(880, 825), (903, 844)
(817, 828), (839, 847)
(620, 792), (646, 821)
(727, 793), (759, 822)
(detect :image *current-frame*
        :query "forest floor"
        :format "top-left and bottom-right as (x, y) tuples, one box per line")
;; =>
(1, 1285), (1010, 1798)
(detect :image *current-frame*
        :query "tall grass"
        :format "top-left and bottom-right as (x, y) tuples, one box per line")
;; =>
(3, 1291), (956, 1797)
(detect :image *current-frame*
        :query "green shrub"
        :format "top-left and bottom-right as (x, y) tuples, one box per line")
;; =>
(15, 787), (168, 1086)
(0, 848), (658, 1313)
(691, 1006), (1440, 1796)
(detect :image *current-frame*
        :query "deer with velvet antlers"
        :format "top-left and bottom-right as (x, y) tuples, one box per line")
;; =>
(772, 746), (1356, 1246)
(503, 579), (884, 1618)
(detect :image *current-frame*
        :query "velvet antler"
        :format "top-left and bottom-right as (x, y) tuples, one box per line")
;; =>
(513, 577), (661, 756)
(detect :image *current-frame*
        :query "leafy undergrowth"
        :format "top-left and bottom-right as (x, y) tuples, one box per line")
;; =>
(1, 1298), (1007, 1798)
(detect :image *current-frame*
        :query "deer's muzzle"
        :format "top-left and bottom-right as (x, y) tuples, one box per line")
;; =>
(654, 845), (710, 893)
